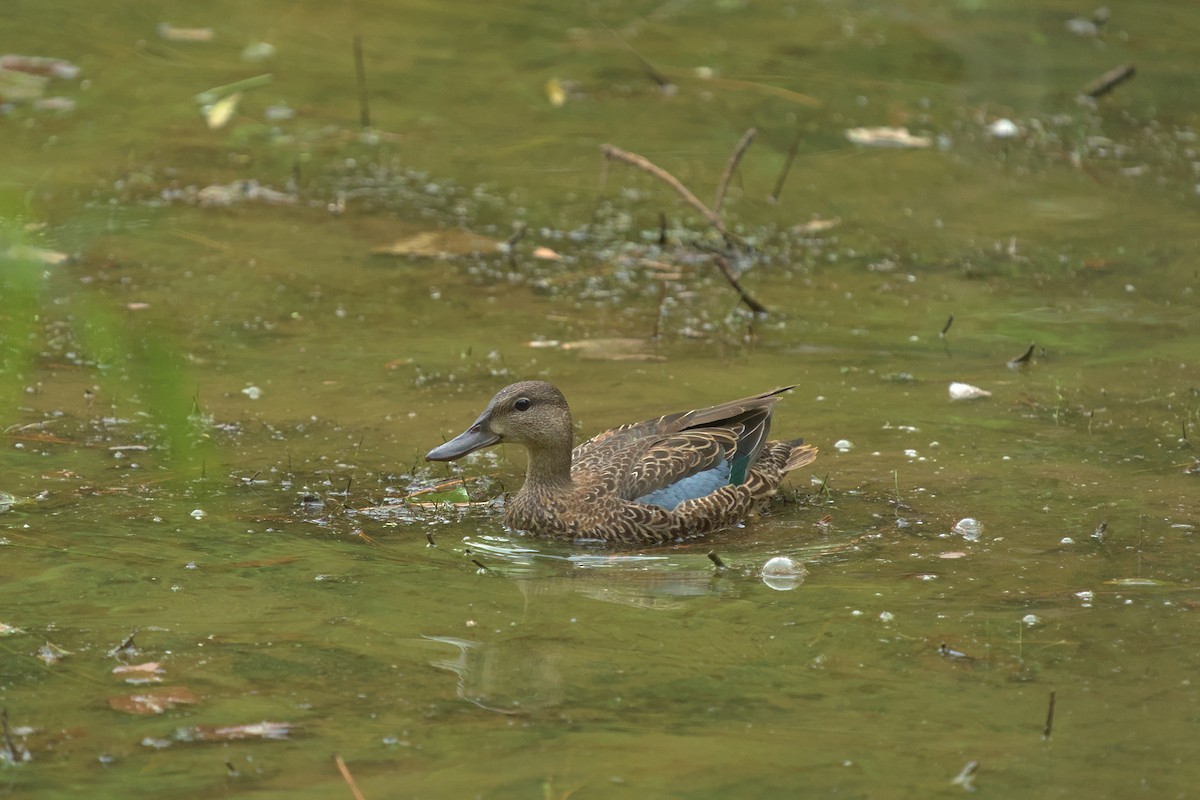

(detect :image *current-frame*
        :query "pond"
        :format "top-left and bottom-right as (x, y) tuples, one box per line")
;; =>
(2, 0), (1199, 797)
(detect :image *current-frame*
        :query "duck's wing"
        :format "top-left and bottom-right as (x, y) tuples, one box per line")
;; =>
(571, 386), (795, 506)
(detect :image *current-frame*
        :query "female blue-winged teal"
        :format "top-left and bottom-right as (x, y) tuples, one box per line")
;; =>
(426, 381), (816, 544)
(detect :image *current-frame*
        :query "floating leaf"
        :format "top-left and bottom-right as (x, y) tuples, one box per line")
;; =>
(792, 217), (841, 235)
(845, 127), (932, 149)
(203, 91), (240, 129)
(109, 687), (200, 715)
(173, 721), (292, 742)
(545, 77), (566, 107)
(158, 23), (215, 42)
(1104, 577), (1168, 587)
(372, 230), (503, 259)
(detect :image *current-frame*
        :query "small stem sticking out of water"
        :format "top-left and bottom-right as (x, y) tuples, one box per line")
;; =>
(714, 127), (756, 214)
(334, 753), (367, 800)
(426, 531), (436, 547)
(770, 126), (803, 205)
(707, 550), (726, 569)
(353, 35), (371, 129)
(1043, 690), (1056, 740)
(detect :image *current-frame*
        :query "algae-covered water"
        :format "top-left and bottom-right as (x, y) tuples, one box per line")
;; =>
(2, 1), (1199, 797)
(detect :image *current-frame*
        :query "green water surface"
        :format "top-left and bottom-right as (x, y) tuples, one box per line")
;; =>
(2, 1), (1199, 797)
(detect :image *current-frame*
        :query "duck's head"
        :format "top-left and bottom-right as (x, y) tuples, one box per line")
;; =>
(425, 381), (573, 461)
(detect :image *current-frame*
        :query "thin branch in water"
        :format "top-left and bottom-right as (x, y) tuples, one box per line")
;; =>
(714, 127), (757, 214)
(1082, 63), (1135, 98)
(657, 211), (668, 247)
(707, 550), (726, 569)
(711, 252), (768, 314)
(353, 36), (371, 129)
(602, 23), (674, 92)
(1043, 690), (1057, 740)
(600, 143), (730, 243)
(334, 754), (367, 800)
(769, 126), (804, 205)
(940, 313), (955, 337)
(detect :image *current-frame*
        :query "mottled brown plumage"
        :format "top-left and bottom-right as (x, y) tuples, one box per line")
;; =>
(425, 381), (817, 545)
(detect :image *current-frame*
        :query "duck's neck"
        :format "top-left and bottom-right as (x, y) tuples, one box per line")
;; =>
(522, 441), (574, 491)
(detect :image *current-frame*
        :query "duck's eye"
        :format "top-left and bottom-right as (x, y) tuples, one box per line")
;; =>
(514, 397), (532, 411)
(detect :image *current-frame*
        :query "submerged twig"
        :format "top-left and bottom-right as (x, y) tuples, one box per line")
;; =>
(707, 550), (726, 569)
(940, 314), (955, 338)
(353, 35), (371, 129)
(710, 252), (768, 314)
(769, 126), (804, 205)
(714, 127), (757, 214)
(1082, 64), (1135, 98)
(334, 754), (367, 800)
(602, 23), (674, 92)
(600, 143), (730, 242)
(1043, 690), (1057, 740)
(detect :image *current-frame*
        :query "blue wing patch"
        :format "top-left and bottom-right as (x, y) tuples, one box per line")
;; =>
(635, 461), (732, 510)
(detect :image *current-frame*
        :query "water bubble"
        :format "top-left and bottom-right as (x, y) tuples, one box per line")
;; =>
(761, 556), (807, 591)
(1022, 614), (1040, 627)
(952, 518), (982, 541)
(190, 509), (206, 520)
(834, 439), (853, 453)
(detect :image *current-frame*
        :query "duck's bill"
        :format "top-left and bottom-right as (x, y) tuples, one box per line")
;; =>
(425, 426), (500, 461)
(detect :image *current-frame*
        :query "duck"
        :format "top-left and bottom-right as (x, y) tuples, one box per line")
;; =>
(425, 381), (817, 545)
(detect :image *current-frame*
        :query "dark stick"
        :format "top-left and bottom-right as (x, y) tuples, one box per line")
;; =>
(1043, 690), (1057, 740)
(603, 23), (673, 91)
(769, 126), (804, 205)
(1083, 64), (1135, 98)
(707, 550), (726, 568)
(714, 128), (757, 214)
(353, 35), (371, 129)
(1008, 342), (1036, 368)
(940, 313), (955, 337)
(425, 531), (436, 547)
(471, 559), (489, 572)
(711, 252), (768, 314)
(657, 211), (668, 247)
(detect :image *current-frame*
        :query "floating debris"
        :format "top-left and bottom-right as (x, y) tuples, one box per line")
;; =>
(845, 127), (932, 149)
(938, 643), (975, 661)
(952, 518), (983, 541)
(761, 556), (807, 591)
(951, 760), (979, 792)
(1082, 63), (1136, 99)
(791, 217), (840, 235)
(545, 77), (567, 107)
(0, 54), (81, 80)
(987, 118), (1019, 139)
(195, 180), (296, 208)
(372, 229), (502, 259)
(108, 687), (200, 715)
(203, 92), (240, 129)
(948, 382), (991, 401)
(1066, 7), (1109, 37)
(37, 642), (71, 666)
(172, 721), (292, 742)
(833, 439), (853, 453)
(157, 23), (215, 42)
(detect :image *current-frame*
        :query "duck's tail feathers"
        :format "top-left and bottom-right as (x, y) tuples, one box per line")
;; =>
(782, 440), (818, 473)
